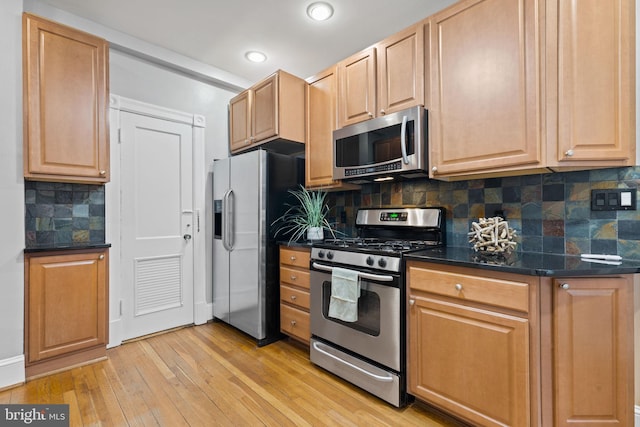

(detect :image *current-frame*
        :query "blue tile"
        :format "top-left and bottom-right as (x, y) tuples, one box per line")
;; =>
(618, 220), (640, 240)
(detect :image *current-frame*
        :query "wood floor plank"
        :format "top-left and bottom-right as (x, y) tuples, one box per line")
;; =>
(0, 322), (459, 426)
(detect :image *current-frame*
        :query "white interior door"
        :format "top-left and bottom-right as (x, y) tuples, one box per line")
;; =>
(120, 111), (194, 340)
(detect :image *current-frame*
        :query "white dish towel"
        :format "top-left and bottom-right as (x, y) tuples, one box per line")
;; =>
(328, 267), (360, 322)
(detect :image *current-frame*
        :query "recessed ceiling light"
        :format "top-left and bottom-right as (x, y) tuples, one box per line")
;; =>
(307, 2), (334, 21)
(245, 51), (267, 63)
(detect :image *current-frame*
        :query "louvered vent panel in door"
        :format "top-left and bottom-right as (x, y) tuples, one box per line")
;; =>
(134, 255), (183, 316)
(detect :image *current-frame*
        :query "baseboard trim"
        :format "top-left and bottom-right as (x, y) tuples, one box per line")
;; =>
(108, 317), (122, 349)
(195, 301), (213, 325)
(0, 355), (25, 390)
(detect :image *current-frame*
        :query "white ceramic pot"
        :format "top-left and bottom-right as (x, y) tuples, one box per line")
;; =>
(307, 226), (324, 242)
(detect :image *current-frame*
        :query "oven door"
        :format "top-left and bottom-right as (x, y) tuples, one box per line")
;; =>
(310, 263), (401, 371)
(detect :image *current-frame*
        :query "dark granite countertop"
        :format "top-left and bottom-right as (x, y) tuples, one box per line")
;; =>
(277, 240), (315, 249)
(24, 243), (112, 253)
(406, 246), (640, 277)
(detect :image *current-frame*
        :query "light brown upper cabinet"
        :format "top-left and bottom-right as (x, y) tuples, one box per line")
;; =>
(428, 0), (635, 180)
(305, 66), (359, 190)
(337, 23), (425, 129)
(228, 70), (306, 155)
(23, 13), (110, 184)
(546, 0), (635, 168)
(428, 0), (544, 179)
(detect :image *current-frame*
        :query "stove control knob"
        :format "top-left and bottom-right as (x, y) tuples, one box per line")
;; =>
(326, 251), (334, 260)
(366, 256), (374, 266)
(378, 258), (387, 268)
(318, 250), (325, 259)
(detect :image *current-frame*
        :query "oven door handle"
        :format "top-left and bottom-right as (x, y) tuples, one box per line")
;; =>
(312, 341), (394, 382)
(312, 262), (395, 282)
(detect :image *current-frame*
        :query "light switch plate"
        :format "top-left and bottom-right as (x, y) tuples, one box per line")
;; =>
(591, 189), (637, 211)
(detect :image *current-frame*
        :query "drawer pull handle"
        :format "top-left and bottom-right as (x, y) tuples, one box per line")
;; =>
(290, 275), (297, 280)
(290, 256), (296, 261)
(560, 283), (570, 290)
(290, 320), (297, 326)
(455, 284), (463, 292)
(290, 295), (297, 301)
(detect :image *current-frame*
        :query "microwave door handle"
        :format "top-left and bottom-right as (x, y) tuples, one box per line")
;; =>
(400, 115), (409, 164)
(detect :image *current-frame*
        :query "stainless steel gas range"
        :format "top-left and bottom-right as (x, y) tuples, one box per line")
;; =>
(309, 207), (445, 407)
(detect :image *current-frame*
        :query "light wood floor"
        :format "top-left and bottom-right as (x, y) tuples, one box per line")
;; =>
(0, 322), (461, 426)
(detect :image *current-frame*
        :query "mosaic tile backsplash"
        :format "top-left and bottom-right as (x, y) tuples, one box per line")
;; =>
(326, 166), (640, 260)
(25, 181), (105, 248)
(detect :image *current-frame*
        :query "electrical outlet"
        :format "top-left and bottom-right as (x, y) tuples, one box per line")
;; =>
(591, 189), (637, 211)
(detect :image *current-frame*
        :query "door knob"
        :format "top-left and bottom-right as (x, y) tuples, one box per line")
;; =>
(184, 234), (192, 241)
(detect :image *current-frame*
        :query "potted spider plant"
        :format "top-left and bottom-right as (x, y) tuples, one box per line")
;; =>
(272, 185), (337, 244)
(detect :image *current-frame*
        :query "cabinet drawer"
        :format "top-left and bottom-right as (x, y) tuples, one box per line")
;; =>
(281, 284), (310, 310)
(281, 304), (310, 342)
(407, 263), (529, 313)
(280, 247), (310, 268)
(280, 266), (310, 289)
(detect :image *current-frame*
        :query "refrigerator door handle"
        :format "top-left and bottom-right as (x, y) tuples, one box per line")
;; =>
(222, 189), (234, 251)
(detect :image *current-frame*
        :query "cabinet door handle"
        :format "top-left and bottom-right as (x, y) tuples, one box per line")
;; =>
(99, 170), (107, 176)
(559, 283), (570, 290)
(409, 299), (415, 306)
(99, 254), (105, 260)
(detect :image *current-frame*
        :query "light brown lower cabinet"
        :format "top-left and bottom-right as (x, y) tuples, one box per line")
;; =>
(279, 246), (311, 344)
(551, 276), (634, 426)
(407, 261), (635, 427)
(25, 248), (109, 378)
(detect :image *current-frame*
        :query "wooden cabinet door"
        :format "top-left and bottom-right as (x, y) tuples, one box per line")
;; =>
(27, 249), (108, 363)
(547, 0), (635, 167)
(306, 67), (337, 188)
(377, 24), (424, 116)
(252, 73), (278, 143)
(408, 293), (530, 427)
(229, 90), (252, 153)
(553, 276), (633, 426)
(338, 47), (376, 128)
(428, 0), (543, 178)
(23, 13), (109, 183)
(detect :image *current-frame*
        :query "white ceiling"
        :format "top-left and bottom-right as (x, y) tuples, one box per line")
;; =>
(35, 0), (458, 85)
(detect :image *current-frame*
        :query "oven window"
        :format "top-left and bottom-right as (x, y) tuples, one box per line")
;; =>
(321, 280), (381, 336)
(335, 121), (415, 167)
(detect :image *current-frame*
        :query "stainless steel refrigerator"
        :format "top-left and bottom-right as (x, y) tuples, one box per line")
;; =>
(212, 149), (303, 346)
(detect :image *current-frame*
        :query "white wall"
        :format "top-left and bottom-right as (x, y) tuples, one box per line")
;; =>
(0, 0), (26, 387)
(108, 50), (238, 341)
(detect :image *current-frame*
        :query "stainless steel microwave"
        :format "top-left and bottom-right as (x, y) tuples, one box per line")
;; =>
(333, 106), (427, 182)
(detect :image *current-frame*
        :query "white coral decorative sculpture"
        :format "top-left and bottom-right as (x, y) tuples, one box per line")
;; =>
(468, 217), (517, 253)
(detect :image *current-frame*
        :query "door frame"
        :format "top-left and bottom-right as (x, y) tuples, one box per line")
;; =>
(107, 94), (208, 348)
